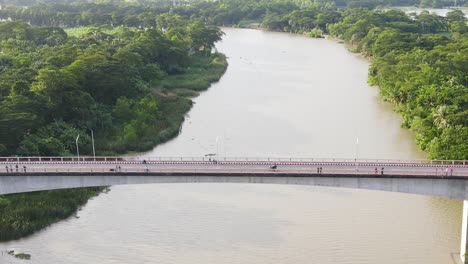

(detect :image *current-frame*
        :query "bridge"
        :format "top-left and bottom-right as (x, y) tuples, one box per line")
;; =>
(1, 156), (468, 262)
(1, 156), (467, 196)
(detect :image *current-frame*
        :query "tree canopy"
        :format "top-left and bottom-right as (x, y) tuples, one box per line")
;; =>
(0, 15), (226, 156)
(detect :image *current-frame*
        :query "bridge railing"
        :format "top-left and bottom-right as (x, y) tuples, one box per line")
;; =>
(1, 166), (467, 177)
(0, 156), (466, 165)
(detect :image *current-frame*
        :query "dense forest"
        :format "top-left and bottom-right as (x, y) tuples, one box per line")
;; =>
(0, 15), (226, 156)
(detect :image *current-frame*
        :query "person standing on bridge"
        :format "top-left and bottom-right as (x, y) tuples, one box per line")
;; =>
(450, 167), (454, 176)
(381, 167), (384, 175)
(374, 167), (378, 175)
(5, 165), (8, 173)
(15, 164), (18, 172)
(23, 166), (26, 173)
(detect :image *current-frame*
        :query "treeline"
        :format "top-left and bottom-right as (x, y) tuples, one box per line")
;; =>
(0, 0), (465, 12)
(1, 0), (466, 35)
(0, 16), (226, 156)
(0, 187), (105, 241)
(0, 3), (171, 28)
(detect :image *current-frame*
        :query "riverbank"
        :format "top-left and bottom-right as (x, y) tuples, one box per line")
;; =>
(97, 52), (228, 154)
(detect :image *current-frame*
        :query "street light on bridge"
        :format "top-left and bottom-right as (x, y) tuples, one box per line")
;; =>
(355, 137), (359, 172)
(75, 134), (80, 160)
(89, 128), (95, 159)
(215, 136), (219, 158)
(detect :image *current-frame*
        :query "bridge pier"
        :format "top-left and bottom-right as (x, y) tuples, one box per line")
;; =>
(461, 200), (468, 263)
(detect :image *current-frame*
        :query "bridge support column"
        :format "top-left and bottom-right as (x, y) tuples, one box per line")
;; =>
(461, 200), (468, 263)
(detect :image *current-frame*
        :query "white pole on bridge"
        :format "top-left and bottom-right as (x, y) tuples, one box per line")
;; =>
(90, 129), (95, 159)
(75, 134), (80, 160)
(355, 137), (359, 172)
(216, 136), (219, 159)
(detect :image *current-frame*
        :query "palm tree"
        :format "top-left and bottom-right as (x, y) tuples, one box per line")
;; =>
(433, 105), (449, 130)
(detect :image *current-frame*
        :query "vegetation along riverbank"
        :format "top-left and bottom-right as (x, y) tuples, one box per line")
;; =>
(0, 187), (106, 241)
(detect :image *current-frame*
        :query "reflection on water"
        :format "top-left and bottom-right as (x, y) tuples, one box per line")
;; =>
(0, 28), (462, 264)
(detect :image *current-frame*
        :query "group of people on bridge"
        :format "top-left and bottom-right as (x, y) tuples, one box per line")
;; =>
(5, 164), (26, 173)
(374, 167), (385, 175)
(436, 167), (454, 176)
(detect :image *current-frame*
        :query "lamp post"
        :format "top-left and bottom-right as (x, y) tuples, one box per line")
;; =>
(215, 136), (219, 158)
(89, 129), (95, 159)
(355, 137), (359, 172)
(75, 134), (80, 161)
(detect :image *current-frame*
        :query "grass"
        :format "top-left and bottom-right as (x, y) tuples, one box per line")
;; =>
(7, 250), (31, 260)
(235, 19), (262, 29)
(65, 26), (134, 37)
(14, 253), (31, 260)
(157, 53), (228, 91)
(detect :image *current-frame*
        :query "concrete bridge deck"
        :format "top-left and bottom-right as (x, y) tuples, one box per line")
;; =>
(1, 157), (468, 198)
(1, 157), (467, 176)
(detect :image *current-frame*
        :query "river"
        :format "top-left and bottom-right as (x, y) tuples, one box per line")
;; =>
(0, 28), (462, 264)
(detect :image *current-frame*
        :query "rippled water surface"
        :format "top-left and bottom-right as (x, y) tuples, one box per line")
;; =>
(0, 28), (462, 264)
